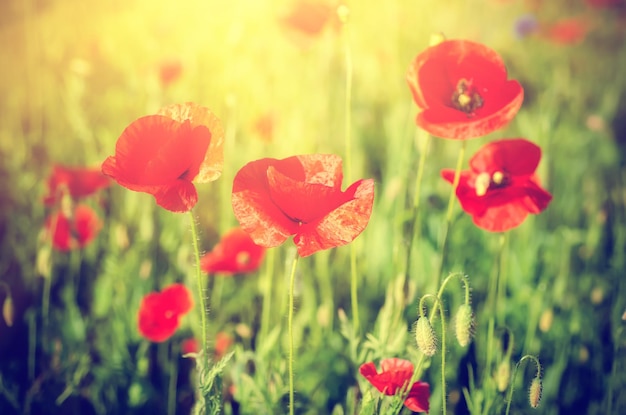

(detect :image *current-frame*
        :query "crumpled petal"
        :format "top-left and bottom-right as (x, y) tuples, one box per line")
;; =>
(232, 154), (375, 257)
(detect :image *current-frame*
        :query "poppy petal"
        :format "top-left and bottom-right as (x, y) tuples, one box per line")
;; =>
(470, 138), (540, 176)
(157, 102), (225, 183)
(137, 292), (180, 342)
(405, 381), (431, 413)
(293, 178), (375, 257)
(161, 283), (194, 315)
(232, 158), (299, 247)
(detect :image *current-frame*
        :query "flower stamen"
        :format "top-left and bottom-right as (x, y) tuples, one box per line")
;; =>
(475, 172), (491, 196)
(452, 79), (484, 116)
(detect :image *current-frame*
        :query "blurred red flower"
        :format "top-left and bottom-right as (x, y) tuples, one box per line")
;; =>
(102, 102), (224, 213)
(542, 17), (590, 45)
(359, 358), (430, 413)
(43, 165), (111, 206)
(45, 204), (102, 251)
(214, 331), (233, 359)
(441, 138), (552, 232)
(407, 39), (524, 139)
(585, 0), (624, 8)
(181, 337), (199, 355)
(232, 154), (374, 257)
(254, 112), (276, 143)
(138, 283), (194, 343)
(281, 1), (336, 37)
(158, 59), (183, 86)
(201, 227), (266, 275)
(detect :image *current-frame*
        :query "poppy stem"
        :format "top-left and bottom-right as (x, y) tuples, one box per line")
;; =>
(260, 248), (276, 342)
(404, 130), (431, 285)
(287, 251), (300, 415)
(485, 233), (508, 385)
(437, 140), (467, 282)
(504, 355), (542, 415)
(188, 211), (208, 354)
(340, 6), (361, 336)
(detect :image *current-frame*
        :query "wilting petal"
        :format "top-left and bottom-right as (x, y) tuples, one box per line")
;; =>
(294, 179), (375, 257)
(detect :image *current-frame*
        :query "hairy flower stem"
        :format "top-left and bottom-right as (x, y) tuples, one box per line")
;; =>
(189, 211), (208, 354)
(260, 249), (276, 341)
(287, 251), (300, 415)
(404, 131), (431, 284)
(402, 273), (469, 413)
(486, 234), (508, 381)
(505, 355), (542, 415)
(340, 6), (361, 335)
(436, 140), (467, 282)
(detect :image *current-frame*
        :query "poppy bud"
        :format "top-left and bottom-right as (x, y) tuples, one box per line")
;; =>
(415, 317), (437, 357)
(454, 304), (474, 347)
(495, 360), (510, 392)
(2, 295), (14, 327)
(529, 377), (542, 409)
(429, 32), (446, 46)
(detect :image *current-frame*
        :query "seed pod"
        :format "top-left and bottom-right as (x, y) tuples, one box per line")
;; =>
(495, 360), (510, 392)
(529, 377), (542, 409)
(454, 304), (474, 347)
(415, 317), (437, 357)
(2, 295), (14, 327)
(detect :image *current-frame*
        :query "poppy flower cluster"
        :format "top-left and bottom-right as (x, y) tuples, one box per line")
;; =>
(137, 283), (194, 342)
(407, 39), (552, 231)
(42, 165), (110, 251)
(102, 102), (224, 213)
(201, 227), (266, 275)
(359, 358), (430, 413)
(406, 39), (524, 140)
(441, 139), (552, 232)
(231, 154), (375, 257)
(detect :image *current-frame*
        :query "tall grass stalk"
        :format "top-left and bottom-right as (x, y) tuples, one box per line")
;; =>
(189, 211), (208, 353)
(287, 251), (300, 415)
(338, 5), (361, 335)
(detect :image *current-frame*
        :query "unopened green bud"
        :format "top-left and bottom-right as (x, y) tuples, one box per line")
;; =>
(495, 360), (510, 392)
(529, 377), (542, 409)
(415, 317), (437, 357)
(454, 304), (474, 347)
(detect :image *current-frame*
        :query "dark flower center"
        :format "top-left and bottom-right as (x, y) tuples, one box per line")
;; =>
(475, 171), (509, 196)
(451, 79), (484, 116)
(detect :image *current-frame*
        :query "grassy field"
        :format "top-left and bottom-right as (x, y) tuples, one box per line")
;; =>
(1, 0), (625, 414)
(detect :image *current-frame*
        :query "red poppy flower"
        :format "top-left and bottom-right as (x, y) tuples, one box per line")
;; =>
(281, 1), (335, 37)
(406, 39), (524, 139)
(214, 331), (234, 359)
(359, 358), (430, 413)
(201, 227), (266, 275)
(181, 337), (199, 355)
(137, 283), (194, 343)
(45, 204), (103, 251)
(231, 154), (375, 257)
(101, 102), (224, 213)
(158, 58), (183, 86)
(43, 165), (111, 206)
(542, 17), (591, 45)
(441, 138), (552, 232)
